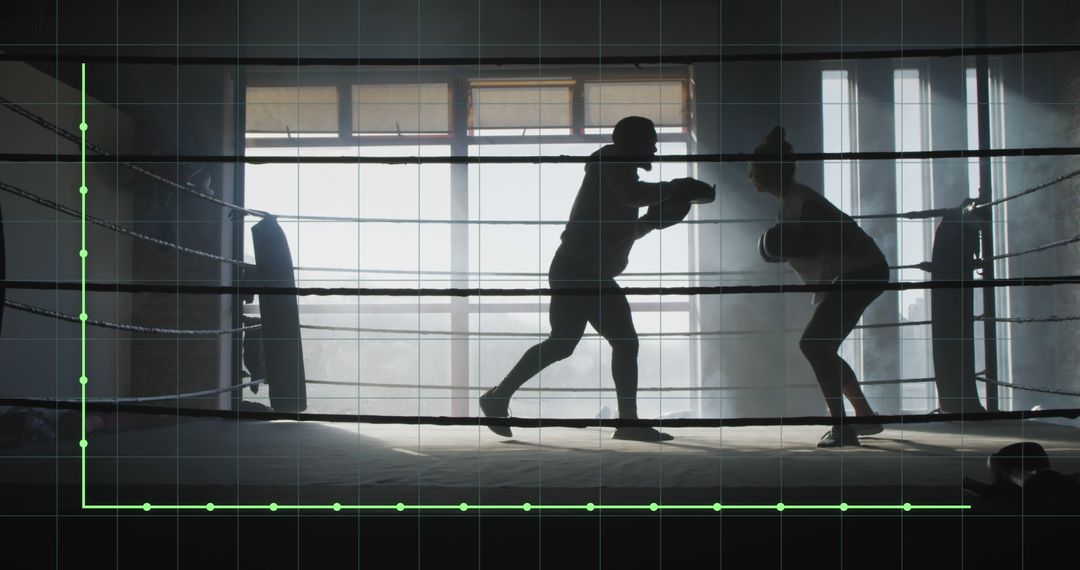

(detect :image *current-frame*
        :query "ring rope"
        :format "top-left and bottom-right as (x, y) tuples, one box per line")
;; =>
(0, 177), (953, 285)
(5, 94), (1077, 227)
(0, 180), (252, 267)
(15, 146), (1080, 166)
(262, 214), (779, 226)
(5, 299), (261, 336)
(298, 321), (919, 337)
(305, 376), (936, 393)
(4, 380), (265, 405)
(301, 324), (804, 338)
(0, 177), (783, 277)
(855, 166), (1080, 221)
(986, 233), (1080, 261)
(980, 166), (1080, 209)
(975, 376), (1080, 398)
(3, 397), (1076, 428)
(977, 314), (1080, 324)
(270, 156), (1072, 229)
(853, 207), (957, 221)
(5, 43), (1079, 67)
(0, 95), (267, 219)
(294, 265), (907, 277)
(291, 266), (782, 277)
(7, 275), (1076, 297)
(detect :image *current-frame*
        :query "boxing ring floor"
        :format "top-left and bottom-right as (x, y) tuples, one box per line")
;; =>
(3, 413), (1079, 513)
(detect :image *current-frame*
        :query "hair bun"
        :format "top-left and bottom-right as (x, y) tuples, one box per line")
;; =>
(765, 126), (786, 144)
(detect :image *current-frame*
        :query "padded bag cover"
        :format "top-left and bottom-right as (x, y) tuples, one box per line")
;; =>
(930, 204), (982, 413)
(251, 216), (307, 412)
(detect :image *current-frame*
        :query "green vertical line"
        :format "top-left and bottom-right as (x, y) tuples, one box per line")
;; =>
(80, 62), (86, 508)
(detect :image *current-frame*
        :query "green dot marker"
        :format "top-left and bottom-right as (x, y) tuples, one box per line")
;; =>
(713, 503), (722, 511)
(143, 503), (151, 511)
(396, 502), (405, 512)
(585, 502), (595, 512)
(776, 502), (785, 512)
(79, 122), (87, 131)
(903, 502), (912, 512)
(79, 313), (87, 322)
(839, 503), (848, 512)
(79, 439), (87, 448)
(79, 249), (87, 258)
(459, 502), (468, 511)
(332, 503), (341, 511)
(649, 503), (659, 512)
(79, 376), (87, 385)
(79, 186), (87, 195)
(269, 503), (278, 511)
(206, 503), (214, 511)
(522, 503), (532, 512)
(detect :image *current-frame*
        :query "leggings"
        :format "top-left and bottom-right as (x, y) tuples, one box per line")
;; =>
(799, 261), (889, 418)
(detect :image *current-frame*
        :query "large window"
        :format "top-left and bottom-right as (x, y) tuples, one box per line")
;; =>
(966, 65), (1014, 409)
(821, 70), (864, 408)
(892, 68), (937, 412)
(241, 72), (695, 418)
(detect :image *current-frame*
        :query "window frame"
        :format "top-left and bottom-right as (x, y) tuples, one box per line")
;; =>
(240, 66), (698, 416)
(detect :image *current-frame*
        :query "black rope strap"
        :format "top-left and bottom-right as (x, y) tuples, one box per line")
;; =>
(299, 320), (916, 337)
(306, 376), (935, 393)
(248, 214), (776, 225)
(0, 180), (251, 267)
(299, 323), (807, 338)
(5, 275), (1076, 297)
(5, 299), (260, 336)
(2, 397), (1076, 427)
(9, 146), (1080, 166)
(5, 43), (1078, 66)
(291, 266), (782, 277)
(855, 320), (932, 330)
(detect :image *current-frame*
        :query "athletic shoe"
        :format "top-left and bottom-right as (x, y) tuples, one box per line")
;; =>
(479, 387), (513, 437)
(853, 413), (884, 436)
(817, 425), (860, 448)
(611, 426), (674, 442)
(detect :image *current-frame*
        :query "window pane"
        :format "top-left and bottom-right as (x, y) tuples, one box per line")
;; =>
(470, 82), (573, 129)
(821, 70), (855, 212)
(246, 86), (338, 134)
(352, 83), (450, 134)
(584, 81), (685, 127)
(893, 69), (934, 412)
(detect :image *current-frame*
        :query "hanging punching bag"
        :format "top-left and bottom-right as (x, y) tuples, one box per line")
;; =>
(930, 202), (984, 413)
(250, 216), (307, 412)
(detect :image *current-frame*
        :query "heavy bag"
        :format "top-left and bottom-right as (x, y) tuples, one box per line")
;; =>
(930, 203), (983, 413)
(250, 216), (307, 412)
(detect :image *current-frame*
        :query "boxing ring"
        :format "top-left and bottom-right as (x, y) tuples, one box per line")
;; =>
(2, 46), (1080, 533)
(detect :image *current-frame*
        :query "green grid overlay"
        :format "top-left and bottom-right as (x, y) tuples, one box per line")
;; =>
(76, 63), (969, 514)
